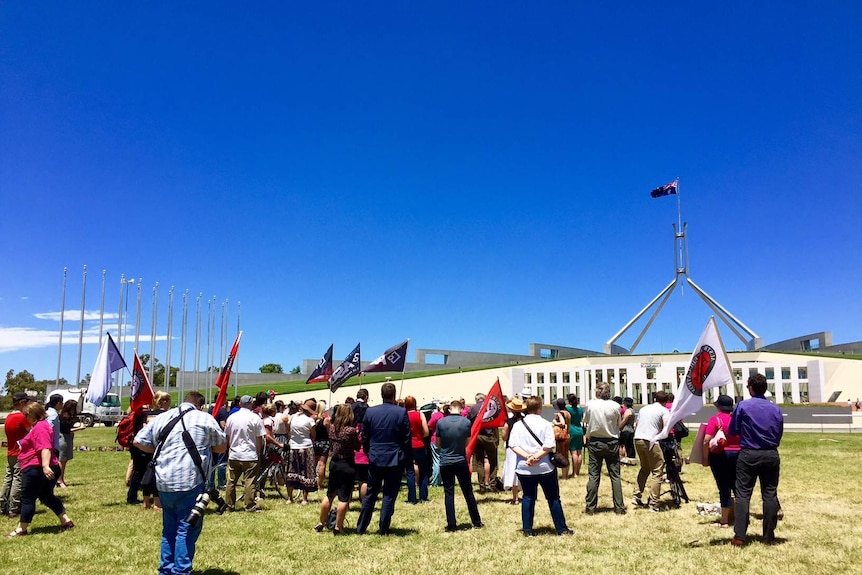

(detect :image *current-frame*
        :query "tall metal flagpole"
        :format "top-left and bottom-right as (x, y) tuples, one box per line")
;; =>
(75, 265), (87, 387)
(164, 286), (174, 393)
(149, 282), (159, 386)
(98, 269), (106, 348)
(194, 292), (202, 390)
(234, 301), (241, 398)
(134, 279), (143, 355)
(180, 290), (189, 397)
(205, 296), (214, 403)
(116, 274), (125, 393)
(56, 267), (68, 387)
(219, 299), (226, 374)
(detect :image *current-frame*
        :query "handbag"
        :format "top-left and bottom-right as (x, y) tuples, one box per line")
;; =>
(521, 419), (568, 469)
(708, 418), (727, 454)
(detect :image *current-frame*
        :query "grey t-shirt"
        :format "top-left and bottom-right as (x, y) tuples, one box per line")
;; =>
(436, 414), (471, 466)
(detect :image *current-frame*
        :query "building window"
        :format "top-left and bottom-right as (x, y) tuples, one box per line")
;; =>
(781, 367), (791, 380)
(783, 382), (793, 404)
(734, 383), (744, 402)
(550, 373), (557, 384)
(632, 383), (642, 404)
(537, 386), (545, 403)
(646, 382), (657, 403)
(562, 386), (570, 398)
(575, 372), (580, 384)
(676, 367), (685, 386)
(733, 368), (742, 382)
(799, 382), (809, 403)
(595, 370), (603, 383)
(767, 382), (776, 397)
(537, 373), (545, 385)
(798, 366), (808, 379)
(646, 367), (656, 380)
(619, 368), (627, 386)
(562, 372), (570, 384)
(525, 373), (532, 385)
(550, 386), (558, 403)
(607, 369), (615, 383)
(749, 368), (758, 378)
(765, 367), (775, 380)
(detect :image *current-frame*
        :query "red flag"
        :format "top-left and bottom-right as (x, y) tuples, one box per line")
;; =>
(465, 378), (507, 461)
(212, 331), (242, 415)
(129, 351), (155, 413)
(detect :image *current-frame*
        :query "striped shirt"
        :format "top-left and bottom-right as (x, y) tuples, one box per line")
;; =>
(133, 403), (226, 493)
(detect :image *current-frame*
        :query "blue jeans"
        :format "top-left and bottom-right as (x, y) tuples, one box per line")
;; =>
(356, 464), (402, 535)
(159, 484), (205, 575)
(20, 465), (65, 523)
(441, 461), (481, 529)
(517, 471), (568, 534)
(406, 447), (430, 503)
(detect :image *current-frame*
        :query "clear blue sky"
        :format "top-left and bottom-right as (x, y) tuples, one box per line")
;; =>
(2, 2), (860, 384)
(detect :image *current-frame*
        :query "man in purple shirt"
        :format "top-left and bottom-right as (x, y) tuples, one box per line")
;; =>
(728, 373), (783, 546)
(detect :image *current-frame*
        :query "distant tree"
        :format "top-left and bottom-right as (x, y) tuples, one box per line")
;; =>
(259, 363), (284, 374)
(4, 369), (36, 395)
(139, 355), (177, 387)
(289, 365), (301, 375)
(80, 373), (91, 385)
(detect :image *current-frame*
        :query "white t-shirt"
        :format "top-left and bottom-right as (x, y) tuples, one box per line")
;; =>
(272, 411), (289, 435)
(224, 408), (265, 461)
(507, 414), (555, 476)
(288, 413), (314, 449)
(583, 398), (621, 439)
(633, 402), (667, 442)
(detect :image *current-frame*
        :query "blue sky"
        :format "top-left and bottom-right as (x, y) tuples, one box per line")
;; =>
(2, 2), (860, 384)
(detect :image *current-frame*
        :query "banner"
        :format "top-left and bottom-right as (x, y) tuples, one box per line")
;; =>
(329, 342), (360, 393)
(85, 332), (126, 406)
(650, 180), (678, 198)
(363, 339), (409, 373)
(130, 351), (155, 413)
(465, 378), (507, 461)
(211, 331), (242, 415)
(307, 344), (334, 384)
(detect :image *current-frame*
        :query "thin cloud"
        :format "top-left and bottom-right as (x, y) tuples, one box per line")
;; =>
(35, 311), (120, 322)
(0, 325), (168, 353)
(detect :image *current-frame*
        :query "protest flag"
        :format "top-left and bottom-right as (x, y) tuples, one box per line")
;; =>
(653, 317), (733, 445)
(329, 343), (360, 393)
(363, 339), (409, 374)
(129, 351), (155, 413)
(86, 332), (127, 407)
(211, 331), (242, 415)
(307, 344), (334, 384)
(465, 378), (507, 462)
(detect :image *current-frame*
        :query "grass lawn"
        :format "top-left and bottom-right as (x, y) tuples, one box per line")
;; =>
(1, 429), (860, 575)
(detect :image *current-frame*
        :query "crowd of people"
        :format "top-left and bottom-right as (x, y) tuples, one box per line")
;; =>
(1, 373), (784, 571)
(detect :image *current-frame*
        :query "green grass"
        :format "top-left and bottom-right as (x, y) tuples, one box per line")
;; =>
(1, 429), (860, 575)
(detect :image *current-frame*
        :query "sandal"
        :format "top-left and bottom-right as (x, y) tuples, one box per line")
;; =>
(6, 528), (28, 538)
(61, 521), (75, 531)
(314, 523), (325, 532)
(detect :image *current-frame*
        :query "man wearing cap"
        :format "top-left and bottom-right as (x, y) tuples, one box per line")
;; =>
(436, 400), (483, 532)
(1, 392), (31, 518)
(468, 392), (500, 492)
(223, 395), (265, 512)
(729, 373), (784, 546)
(356, 383), (411, 536)
(632, 390), (669, 512)
(582, 382), (626, 515)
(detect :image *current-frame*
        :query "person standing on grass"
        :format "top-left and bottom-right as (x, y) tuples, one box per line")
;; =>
(436, 399), (483, 532)
(7, 401), (74, 537)
(315, 404), (359, 534)
(133, 391), (226, 575)
(285, 399), (318, 504)
(565, 394), (585, 478)
(583, 382), (626, 515)
(355, 382), (411, 536)
(223, 395), (265, 512)
(632, 391), (668, 512)
(1, 392), (31, 519)
(45, 394), (63, 455)
(501, 397), (526, 505)
(56, 399), (81, 488)
(702, 394), (740, 528)
(468, 392), (500, 492)
(404, 395), (430, 504)
(729, 374), (783, 547)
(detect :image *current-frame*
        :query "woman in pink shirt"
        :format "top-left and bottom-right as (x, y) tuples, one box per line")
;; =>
(701, 394), (741, 527)
(7, 402), (74, 537)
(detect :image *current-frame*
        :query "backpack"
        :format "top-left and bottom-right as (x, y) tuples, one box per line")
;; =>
(116, 414), (137, 448)
(672, 420), (690, 439)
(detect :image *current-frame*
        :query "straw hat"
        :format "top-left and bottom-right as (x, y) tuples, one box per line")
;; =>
(506, 397), (526, 413)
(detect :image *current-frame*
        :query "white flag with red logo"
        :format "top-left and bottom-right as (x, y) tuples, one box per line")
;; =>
(653, 317), (733, 444)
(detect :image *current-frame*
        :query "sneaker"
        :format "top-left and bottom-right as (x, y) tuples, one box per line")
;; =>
(557, 529), (575, 536)
(584, 508), (596, 515)
(615, 509), (627, 515)
(472, 522), (485, 530)
(444, 526), (457, 533)
(523, 530), (535, 537)
(631, 497), (645, 507)
(730, 537), (745, 547)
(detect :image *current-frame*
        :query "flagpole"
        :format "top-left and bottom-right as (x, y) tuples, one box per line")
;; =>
(165, 286), (175, 393)
(180, 290), (189, 398)
(98, 269), (106, 348)
(56, 267), (68, 387)
(194, 292), (202, 391)
(75, 265), (88, 386)
(235, 300), (241, 399)
(134, 279), (142, 355)
(206, 296), (214, 404)
(116, 274), (125, 395)
(149, 282), (159, 386)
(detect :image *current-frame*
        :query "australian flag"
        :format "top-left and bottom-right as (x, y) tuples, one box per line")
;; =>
(329, 343), (361, 393)
(650, 180), (678, 198)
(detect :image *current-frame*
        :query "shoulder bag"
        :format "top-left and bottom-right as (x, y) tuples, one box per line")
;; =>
(521, 419), (568, 469)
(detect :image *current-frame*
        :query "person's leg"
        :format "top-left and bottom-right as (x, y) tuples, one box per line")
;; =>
(378, 466), (401, 534)
(441, 464), (457, 529)
(605, 440), (625, 512)
(572, 447), (583, 477)
(759, 451), (780, 543)
(35, 464), (70, 524)
(585, 442), (602, 511)
(243, 460), (259, 510)
(224, 459), (239, 510)
(455, 461), (482, 527)
(633, 440), (649, 503)
(6, 456), (22, 516)
(14, 467), (40, 533)
(538, 471), (569, 533)
(647, 442), (665, 510)
(733, 450), (757, 543)
(334, 464), (354, 532)
(405, 454), (417, 503)
(356, 464), (382, 534)
(518, 473), (538, 534)
(168, 486), (205, 575)
(485, 436), (499, 486)
(416, 447), (430, 501)
(158, 490), (180, 575)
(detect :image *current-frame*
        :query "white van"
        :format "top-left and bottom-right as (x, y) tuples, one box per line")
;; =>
(52, 388), (123, 427)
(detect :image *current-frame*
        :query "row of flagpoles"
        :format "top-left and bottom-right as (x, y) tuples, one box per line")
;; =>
(54, 267), (240, 405)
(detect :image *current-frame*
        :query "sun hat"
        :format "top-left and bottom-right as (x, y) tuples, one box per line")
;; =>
(714, 394), (734, 412)
(506, 397), (526, 413)
(301, 399), (317, 416)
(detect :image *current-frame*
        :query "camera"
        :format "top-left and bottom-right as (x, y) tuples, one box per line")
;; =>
(185, 489), (229, 526)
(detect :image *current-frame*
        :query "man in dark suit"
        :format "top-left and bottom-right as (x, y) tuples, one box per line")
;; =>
(355, 382), (411, 535)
